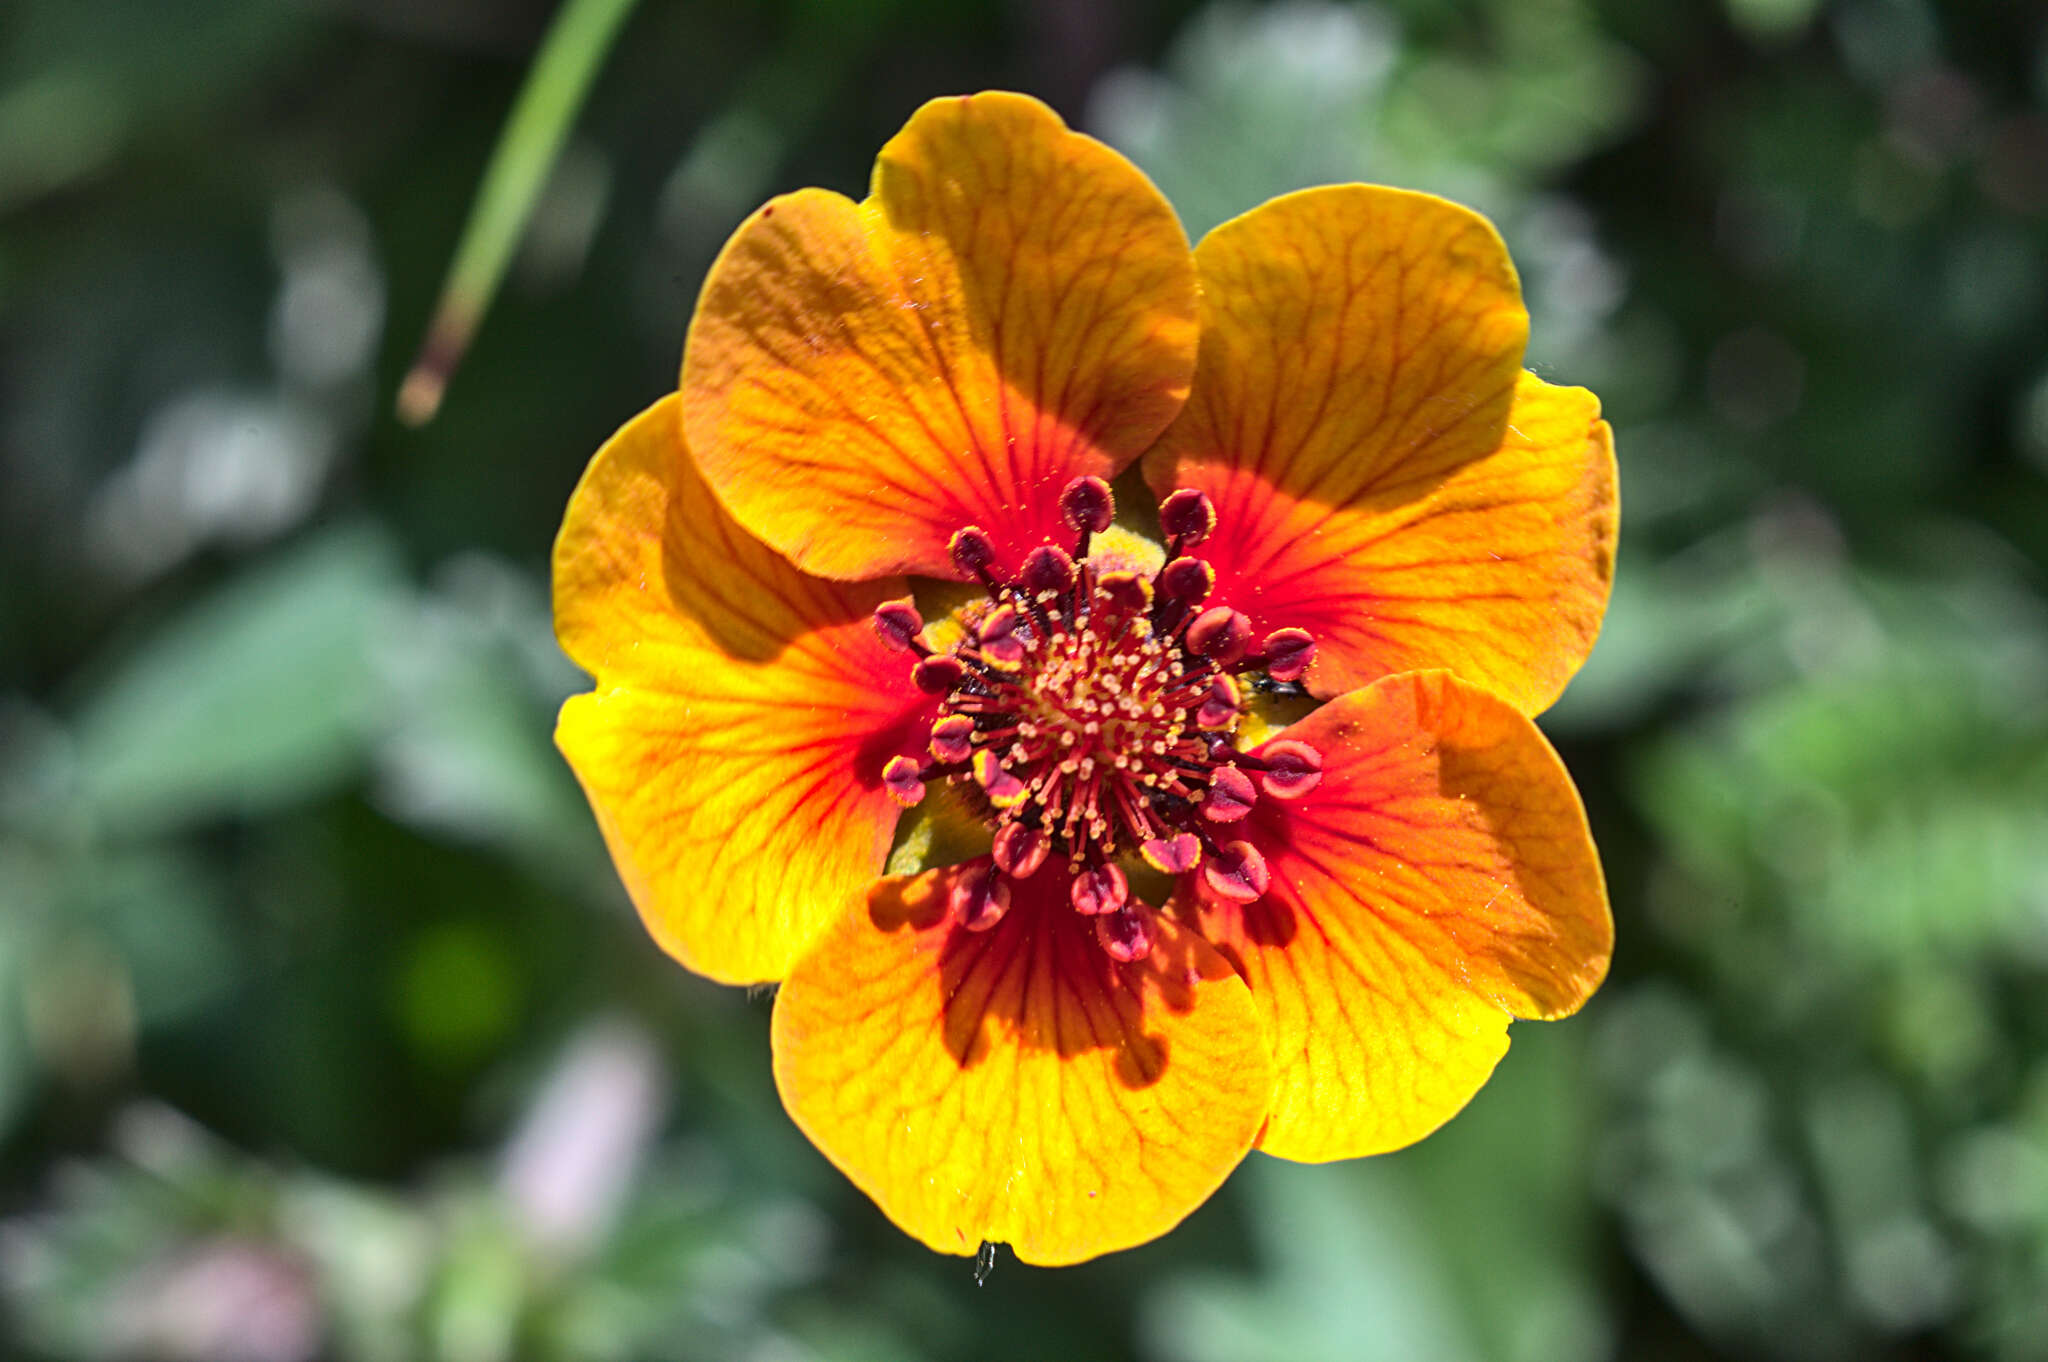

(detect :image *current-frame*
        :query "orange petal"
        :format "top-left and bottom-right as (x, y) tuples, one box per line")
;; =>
(554, 396), (935, 985)
(772, 863), (1272, 1265)
(1181, 671), (1610, 1162)
(684, 91), (1198, 581)
(1145, 186), (1617, 715)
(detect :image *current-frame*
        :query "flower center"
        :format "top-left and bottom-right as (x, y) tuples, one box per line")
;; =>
(873, 476), (1324, 962)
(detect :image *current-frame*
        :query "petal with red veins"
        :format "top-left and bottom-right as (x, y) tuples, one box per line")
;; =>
(1180, 670), (1610, 1162)
(685, 92), (1198, 581)
(1145, 186), (1616, 714)
(554, 396), (935, 985)
(773, 862), (1273, 1265)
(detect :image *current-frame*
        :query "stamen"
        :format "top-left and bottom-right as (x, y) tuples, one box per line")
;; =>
(1059, 475), (1114, 535)
(1202, 841), (1271, 904)
(1096, 571), (1152, 614)
(1141, 833), (1201, 875)
(992, 822), (1050, 879)
(949, 525), (997, 579)
(1194, 675), (1241, 730)
(1261, 628), (1315, 683)
(972, 750), (1028, 807)
(1094, 905), (1154, 962)
(1200, 765), (1257, 822)
(1070, 863), (1129, 916)
(977, 604), (1026, 669)
(881, 755), (926, 807)
(913, 655), (965, 693)
(1186, 607), (1251, 665)
(1157, 556), (1213, 604)
(929, 714), (975, 764)
(1259, 740), (1325, 799)
(1158, 488), (1216, 546)
(1020, 544), (1077, 595)
(951, 864), (1011, 931)
(873, 598), (926, 652)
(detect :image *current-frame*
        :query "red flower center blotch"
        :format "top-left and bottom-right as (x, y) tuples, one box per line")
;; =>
(873, 475), (1323, 961)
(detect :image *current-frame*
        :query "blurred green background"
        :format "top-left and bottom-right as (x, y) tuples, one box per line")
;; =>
(4, 0), (2047, 1358)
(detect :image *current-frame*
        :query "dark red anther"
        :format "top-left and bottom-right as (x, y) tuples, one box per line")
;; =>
(1187, 607), (1252, 666)
(929, 714), (975, 764)
(1095, 905), (1154, 962)
(1202, 840), (1271, 904)
(977, 604), (1026, 669)
(1070, 862), (1129, 916)
(917, 489), (1294, 960)
(1096, 571), (1153, 613)
(949, 525), (997, 579)
(1159, 488), (1216, 546)
(1059, 475), (1115, 535)
(951, 863), (1012, 932)
(1259, 740), (1325, 799)
(881, 755), (926, 808)
(1157, 556), (1214, 603)
(991, 822), (1050, 879)
(1200, 765), (1257, 823)
(913, 654), (965, 694)
(1141, 832), (1201, 875)
(1195, 674), (1241, 731)
(1020, 544), (1077, 595)
(1263, 628), (1315, 683)
(873, 598), (926, 652)
(972, 749), (1028, 808)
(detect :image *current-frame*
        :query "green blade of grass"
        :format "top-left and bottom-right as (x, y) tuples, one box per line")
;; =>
(397, 0), (639, 426)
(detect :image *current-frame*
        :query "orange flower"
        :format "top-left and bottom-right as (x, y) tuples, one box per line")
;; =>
(554, 92), (1616, 1265)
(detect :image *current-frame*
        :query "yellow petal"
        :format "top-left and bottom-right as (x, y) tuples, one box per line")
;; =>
(1181, 671), (1611, 1162)
(1145, 186), (1616, 714)
(773, 863), (1273, 1264)
(554, 397), (935, 984)
(684, 91), (1198, 580)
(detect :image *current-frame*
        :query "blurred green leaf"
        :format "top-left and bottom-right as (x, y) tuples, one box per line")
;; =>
(1141, 1029), (1607, 1362)
(370, 556), (603, 890)
(76, 845), (236, 1026)
(1142, 1155), (1485, 1362)
(68, 525), (407, 835)
(1639, 566), (2048, 966)
(0, 896), (33, 1134)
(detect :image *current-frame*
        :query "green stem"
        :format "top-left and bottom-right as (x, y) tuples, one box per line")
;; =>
(398, 0), (639, 425)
